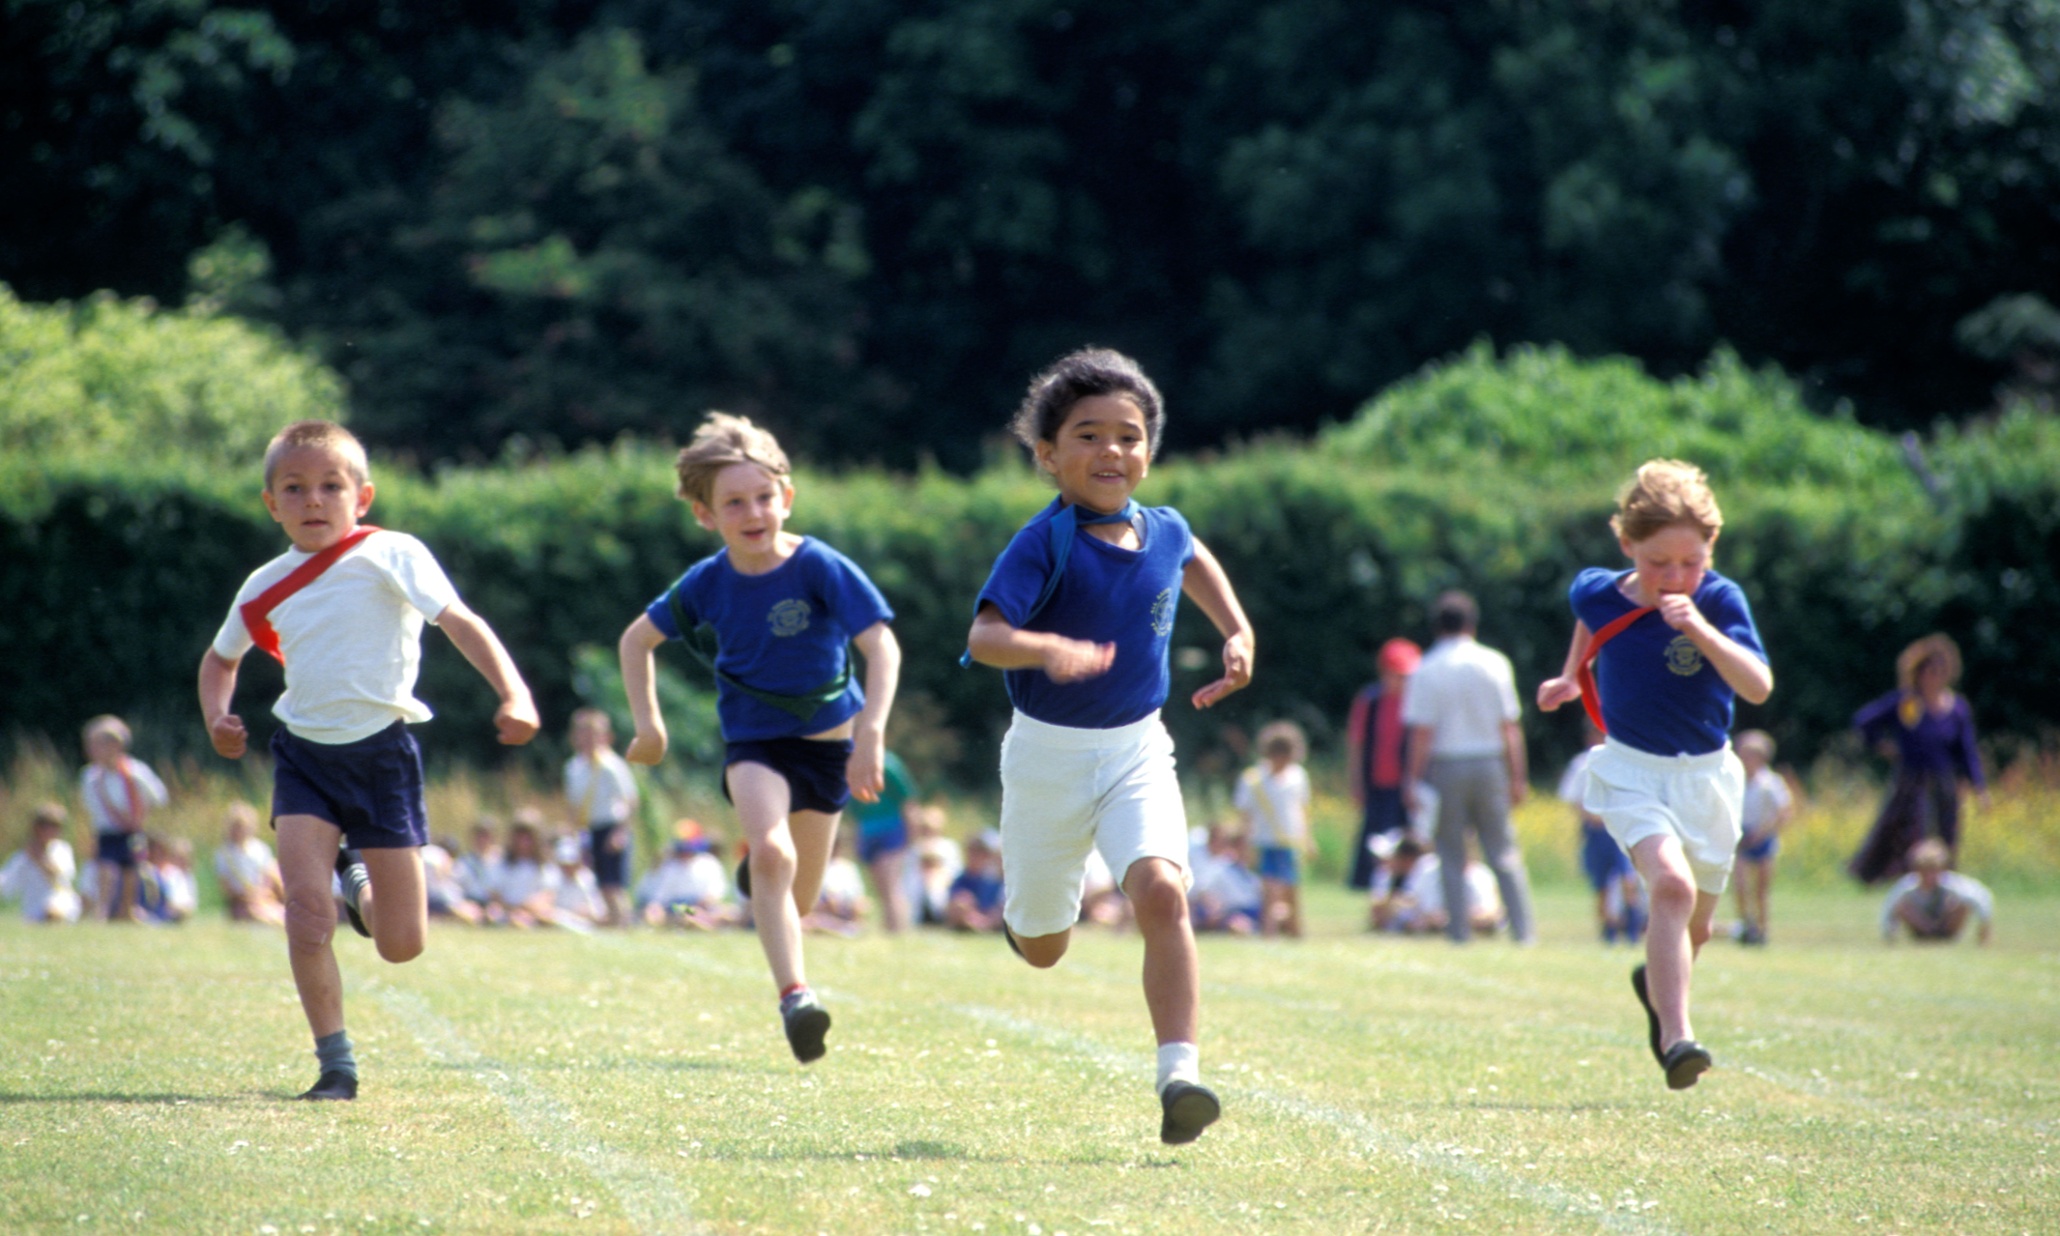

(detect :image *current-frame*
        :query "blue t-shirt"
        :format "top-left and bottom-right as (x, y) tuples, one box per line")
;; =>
(646, 537), (894, 742)
(1570, 567), (1767, 757)
(948, 868), (1004, 914)
(975, 498), (1195, 729)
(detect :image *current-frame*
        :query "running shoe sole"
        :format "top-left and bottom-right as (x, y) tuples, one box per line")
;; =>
(1159, 1080), (1221, 1145)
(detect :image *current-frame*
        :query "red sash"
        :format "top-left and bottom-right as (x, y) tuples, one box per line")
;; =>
(1576, 605), (1656, 734)
(240, 527), (381, 664)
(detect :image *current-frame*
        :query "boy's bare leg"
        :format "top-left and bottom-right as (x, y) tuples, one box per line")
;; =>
(358, 847), (427, 964)
(729, 762), (811, 992)
(1125, 858), (1199, 1046)
(1631, 836), (1721, 1049)
(787, 809), (840, 915)
(277, 815), (347, 1039)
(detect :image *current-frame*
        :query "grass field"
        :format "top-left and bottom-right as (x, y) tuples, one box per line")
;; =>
(4, 885), (2055, 1235)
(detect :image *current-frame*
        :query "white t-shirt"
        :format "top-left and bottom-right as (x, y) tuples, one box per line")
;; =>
(1740, 767), (1793, 838)
(1373, 855), (1501, 925)
(492, 858), (547, 907)
(550, 865), (605, 920)
(638, 853), (731, 909)
(212, 530), (461, 744)
(816, 856), (866, 912)
(214, 836), (279, 894)
(80, 760), (169, 834)
(1233, 763), (1311, 848)
(565, 750), (638, 828)
(1881, 871), (1994, 938)
(1, 841), (82, 922)
(1401, 635), (1521, 759)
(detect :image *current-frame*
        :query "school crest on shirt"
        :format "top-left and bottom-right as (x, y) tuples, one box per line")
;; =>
(768, 599), (812, 637)
(1665, 634), (1704, 676)
(1150, 587), (1176, 637)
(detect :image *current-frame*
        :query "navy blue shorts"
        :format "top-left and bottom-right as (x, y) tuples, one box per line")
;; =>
(1737, 830), (1780, 864)
(857, 819), (908, 863)
(723, 737), (855, 816)
(588, 822), (632, 889)
(96, 830), (142, 867)
(1257, 844), (1301, 884)
(271, 722), (429, 850)
(1581, 823), (1634, 890)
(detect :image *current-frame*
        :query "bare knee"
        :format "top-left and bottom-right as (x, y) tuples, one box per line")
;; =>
(1014, 929), (1069, 969)
(1128, 873), (1190, 933)
(284, 894), (335, 952)
(1647, 869), (1697, 917)
(376, 934), (424, 964)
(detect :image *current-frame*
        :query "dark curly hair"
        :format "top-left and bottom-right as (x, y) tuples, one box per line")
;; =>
(1010, 347), (1166, 460)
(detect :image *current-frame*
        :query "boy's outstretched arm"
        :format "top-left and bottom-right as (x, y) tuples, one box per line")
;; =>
(845, 621), (902, 803)
(1535, 620), (1594, 712)
(967, 603), (1115, 682)
(618, 614), (670, 765)
(1181, 539), (1254, 709)
(437, 600), (540, 745)
(198, 650), (248, 758)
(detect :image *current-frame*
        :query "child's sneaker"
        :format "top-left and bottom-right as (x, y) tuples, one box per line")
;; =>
(1630, 964), (1662, 1065)
(336, 848), (372, 938)
(780, 988), (831, 1064)
(1158, 1080), (1221, 1145)
(1661, 1039), (1712, 1090)
(299, 1070), (358, 1101)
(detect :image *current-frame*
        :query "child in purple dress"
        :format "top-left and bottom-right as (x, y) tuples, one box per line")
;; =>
(1848, 633), (1989, 883)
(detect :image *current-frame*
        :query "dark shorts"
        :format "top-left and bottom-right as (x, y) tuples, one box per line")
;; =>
(271, 721), (429, 850)
(588, 822), (632, 889)
(96, 830), (143, 867)
(1581, 823), (1634, 890)
(723, 737), (855, 816)
(1257, 845), (1301, 884)
(1737, 830), (1780, 864)
(857, 819), (909, 864)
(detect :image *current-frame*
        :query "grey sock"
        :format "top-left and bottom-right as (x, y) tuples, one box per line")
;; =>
(315, 1030), (357, 1079)
(338, 854), (370, 906)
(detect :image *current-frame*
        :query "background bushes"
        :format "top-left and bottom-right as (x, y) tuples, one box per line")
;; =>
(5, 339), (2054, 791)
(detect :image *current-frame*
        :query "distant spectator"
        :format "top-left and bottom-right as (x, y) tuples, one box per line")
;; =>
(1189, 826), (1262, 935)
(905, 804), (964, 927)
(547, 833), (606, 931)
(1403, 591), (1536, 944)
(80, 714), (168, 923)
(638, 821), (738, 930)
(1367, 835), (1503, 937)
(1881, 839), (1993, 945)
(565, 707), (638, 928)
(139, 834), (198, 923)
(1234, 720), (1313, 938)
(1558, 720), (1644, 945)
(422, 835), (479, 924)
(848, 749), (920, 933)
(455, 817), (503, 918)
(214, 801), (286, 926)
(487, 814), (554, 928)
(805, 831), (869, 936)
(944, 830), (1005, 932)
(1731, 730), (1794, 946)
(1, 803), (83, 924)
(1849, 634), (1989, 884)
(1344, 638), (1421, 889)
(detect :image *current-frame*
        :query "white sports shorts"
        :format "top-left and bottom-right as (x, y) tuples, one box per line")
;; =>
(998, 709), (1190, 937)
(1581, 737), (1744, 895)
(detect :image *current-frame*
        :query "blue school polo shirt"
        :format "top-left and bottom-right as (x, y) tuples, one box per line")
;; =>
(1570, 567), (1766, 757)
(976, 499), (1194, 729)
(647, 537), (893, 742)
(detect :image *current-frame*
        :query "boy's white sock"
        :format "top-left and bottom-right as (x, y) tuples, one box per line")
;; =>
(1156, 1041), (1200, 1095)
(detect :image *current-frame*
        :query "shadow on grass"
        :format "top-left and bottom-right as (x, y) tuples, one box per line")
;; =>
(0, 1091), (247, 1105)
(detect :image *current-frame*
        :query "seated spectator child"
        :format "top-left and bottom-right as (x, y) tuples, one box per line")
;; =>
(455, 817), (503, 920)
(1559, 722), (1645, 945)
(214, 801), (287, 926)
(486, 814), (554, 928)
(1080, 846), (1132, 929)
(422, 835), (480, 924)
(905, 805), (965, 926)
(1189, 826), (1262, 935)
(547, 833), (606, 932)
(139, 834), (198, 923)
(1881, 838), (1993, 945)
(1, 803), (84, 924)
(944, 830), (1005, 932)
(804, 830), (870, 936)
(637, 821), (738, 930)
(1369, 836), (1504, 936)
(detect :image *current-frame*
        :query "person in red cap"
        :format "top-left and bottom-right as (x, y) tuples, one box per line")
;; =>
(1344, 637), (1421, 891)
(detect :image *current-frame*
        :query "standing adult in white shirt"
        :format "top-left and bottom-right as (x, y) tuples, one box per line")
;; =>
(1402, 591), (1536, 944)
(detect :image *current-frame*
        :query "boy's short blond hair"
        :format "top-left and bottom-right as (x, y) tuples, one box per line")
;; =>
(1610, 458), (1723, 544)
(31, 801), (68, 831)
(673, 412), (791, 508)
(570, 706), (613, 733)
(1735, 729), (1775, 760)
(82, 714), (131, 749)
(264, 420), (370, 488)
(1256, 720), (1308, 764)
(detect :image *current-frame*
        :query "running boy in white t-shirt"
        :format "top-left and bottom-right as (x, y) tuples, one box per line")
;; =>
(966, 347), (1254, 1145)
(199, 419), (539, 1100)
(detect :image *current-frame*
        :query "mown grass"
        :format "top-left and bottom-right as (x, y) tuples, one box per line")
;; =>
(4, 883), (2056, 1235)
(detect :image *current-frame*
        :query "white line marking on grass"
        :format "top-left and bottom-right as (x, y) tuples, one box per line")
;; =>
(956, 1004), (1688, 1236)
(368, 981), (705, 1236)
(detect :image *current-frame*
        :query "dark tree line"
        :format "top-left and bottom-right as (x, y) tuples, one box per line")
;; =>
(7, 0), (2058, 469)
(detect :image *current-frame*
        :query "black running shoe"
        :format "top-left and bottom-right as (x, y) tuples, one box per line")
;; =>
(299, 1070), (358, 1101)
(1003, 922), (1025, 960)
(780, 991), (831, 1064)
(1630, 964), (1662, 1065)
(1661, 1039), (1712, 1091)
(336, 848), (371, 938)
(1159, 1080), (1221, 1145)
(735, 852), (751, 899)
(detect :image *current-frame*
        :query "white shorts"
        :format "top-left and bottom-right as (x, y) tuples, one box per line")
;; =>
(998, 710), (1190, 937)
(1581, 738), (1744, 895)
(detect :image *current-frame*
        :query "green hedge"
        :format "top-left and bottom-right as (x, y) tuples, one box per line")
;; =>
(5, 346), (2055, 789)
